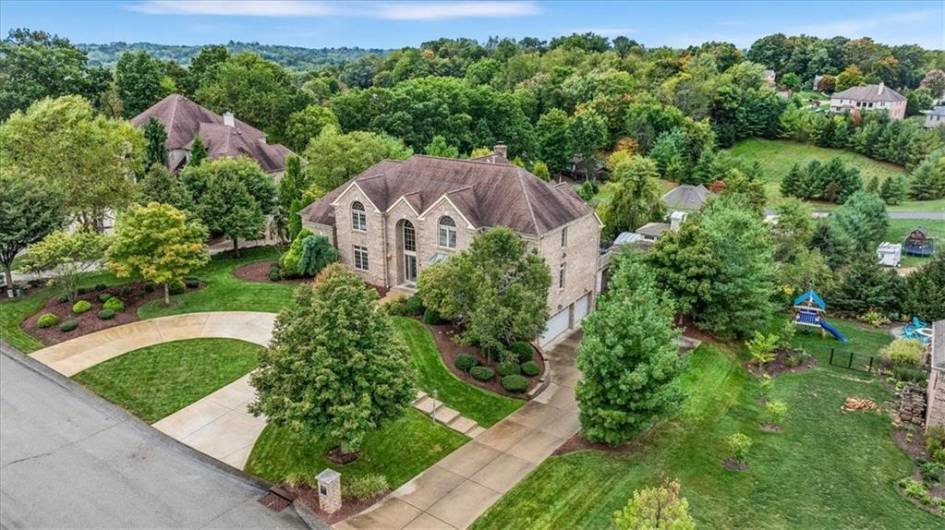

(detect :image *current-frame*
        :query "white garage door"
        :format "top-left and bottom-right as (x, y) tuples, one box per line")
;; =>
(540, 307), (570, 347)
(573, 294), (590, 324)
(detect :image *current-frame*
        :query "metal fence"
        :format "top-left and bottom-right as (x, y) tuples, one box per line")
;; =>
(827, 348), (878, 374)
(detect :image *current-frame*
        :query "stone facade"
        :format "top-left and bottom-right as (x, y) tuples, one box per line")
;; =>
(927, 320), (945, 431)
(900, 385), (928, 427)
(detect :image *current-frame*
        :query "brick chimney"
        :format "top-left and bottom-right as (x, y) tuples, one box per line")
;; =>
(494, 143), (508, 159)
(223, 111), (235, 128)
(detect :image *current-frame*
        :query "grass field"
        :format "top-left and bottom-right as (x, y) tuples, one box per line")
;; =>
(393, 317), (522, 427)
(246, 410), (467, 488)
(473, 340), (938, 529)
(138, 246), (296, 319)
(72, 338), (261, 423)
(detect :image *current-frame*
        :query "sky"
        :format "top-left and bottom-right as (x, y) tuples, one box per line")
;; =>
(1, 0), (943, 50)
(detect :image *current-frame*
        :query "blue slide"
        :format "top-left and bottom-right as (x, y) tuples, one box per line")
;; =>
(820, 320), (848, 343)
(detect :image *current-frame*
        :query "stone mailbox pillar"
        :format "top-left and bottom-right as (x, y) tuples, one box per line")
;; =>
(316, 468), (342, 514)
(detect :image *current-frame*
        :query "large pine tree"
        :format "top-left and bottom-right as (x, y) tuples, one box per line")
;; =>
(576, 251), (683, 446)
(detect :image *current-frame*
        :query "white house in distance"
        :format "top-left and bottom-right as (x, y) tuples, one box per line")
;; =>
(829, 83), (906, 120)
(923, 106), (945, 128)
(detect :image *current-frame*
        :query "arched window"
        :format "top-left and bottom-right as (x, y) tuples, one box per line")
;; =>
(351, 201), (367, 231)
(438, 216), (457, 249)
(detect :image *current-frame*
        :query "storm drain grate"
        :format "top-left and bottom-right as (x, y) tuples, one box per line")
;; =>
(258, 489), (292, 512)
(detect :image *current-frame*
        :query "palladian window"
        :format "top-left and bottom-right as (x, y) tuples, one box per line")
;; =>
(438, 216), (457, 249)
(351, 201), (367, 231)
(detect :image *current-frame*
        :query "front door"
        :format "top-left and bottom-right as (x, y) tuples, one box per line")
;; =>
(402, 220), (418, 284)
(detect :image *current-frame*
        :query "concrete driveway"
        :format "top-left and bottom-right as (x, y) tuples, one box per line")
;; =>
(336, 332), (582, 530)
(0, 344), (306, 529)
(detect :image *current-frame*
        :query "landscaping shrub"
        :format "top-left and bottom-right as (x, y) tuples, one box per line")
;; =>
(98, 293), (112, 302)
(928, 427), (945, 465)
(37, 313), (59, 328)
(103, 297), (125, 312)
(758, 375), (773, 400)
(268, 262), (283, 282)
(509, 341), (534, 363)
(279, 229), (313, 277)
(423, 308), (446, 325)
(521, 360), (541, 377)
(899, 478), (932, 505)
(501, 374), (528, 393)
(97, 309), (115, 320)
(298, 234), (339, 277)
(58, 319), (78, 332)
(168, 279), (185, 295)
(403, 294), (424, 316)
(882, 338), (925, 367)
(470, 366), (495, 381)
(118, 285), (132, 297)
(94, 283), (106, 292)
(727, 433), (753, 462)
(497, 361), (521, 376)
(77, 287), (88, 295)
(784, 349), (811, 368)
(858, 308), (890, 328)
(762, 400), (788, 426)
(57, 294), (69, 303)
(893, 366), (927, 385)
(746, 331), (778, 366)
(184, 278), (200, 289)
(144, 282), (156, 293)
(71, 300), (92, 314)
(342, 473), (389, 500)
(454, 353), (478, 372)
(918, 460), (943, 483)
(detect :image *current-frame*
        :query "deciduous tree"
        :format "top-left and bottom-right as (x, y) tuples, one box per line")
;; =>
(20, 229), (109, 302)
(116, 50), (169, 117)
(302, 126), (412, 191)
(250, 264), (415, 455)
(599, 155), (664, 240)
(0, 173), (65, 289)
(613, 479), (695, 530)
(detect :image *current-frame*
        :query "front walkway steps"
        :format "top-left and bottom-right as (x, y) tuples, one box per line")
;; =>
(412, 392), (484, 438)
(336, 332), (581, 530)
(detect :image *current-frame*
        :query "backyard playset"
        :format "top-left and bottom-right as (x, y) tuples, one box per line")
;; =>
(792, 289), (848, 343)
(903, 226), (935, 257)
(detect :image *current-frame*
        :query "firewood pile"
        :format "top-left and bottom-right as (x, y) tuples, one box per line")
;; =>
(842, 397), (878, 412)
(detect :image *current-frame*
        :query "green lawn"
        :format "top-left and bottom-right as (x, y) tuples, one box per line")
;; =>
(882, 219), (944, 268)
(138, 246), (296, 319)
(72, 338), (261, 423)
(473, 343), (939, 529)
(246, 410), (467, 487)
(392, 317), (522, 427)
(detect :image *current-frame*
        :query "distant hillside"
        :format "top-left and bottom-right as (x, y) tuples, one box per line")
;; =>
(77, 41), (389, 70)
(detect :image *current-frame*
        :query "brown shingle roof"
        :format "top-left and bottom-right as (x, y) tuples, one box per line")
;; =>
(831, 84), (906, 103)
(301, 155), (595, 236)
(130, 94), (293, 173)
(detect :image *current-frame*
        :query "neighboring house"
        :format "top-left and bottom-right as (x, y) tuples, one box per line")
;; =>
(829, 83), (906, 120)
(661, 184), (710, 212)
(927, 320), (945, 431)
(300, 145), (603, 347)
(130, 94), (294, 175)
(812, 74), (823, 91)
(923, 106), (945, 128)
(763, 69), (776, 88)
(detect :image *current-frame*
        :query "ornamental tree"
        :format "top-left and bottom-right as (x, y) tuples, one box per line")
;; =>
(576, 250), (683, 446)
(599, 155), (664, 240)
(143, 116), (167, 168)
(250, 264), (415, 456)
(613, 479), (695, 530)
(20, 229), (109, 302)
(419, 227), (551, 357)
(137, 163), (192, 213)
(106, 202), (209, 305)
(0, 172), (66, 289)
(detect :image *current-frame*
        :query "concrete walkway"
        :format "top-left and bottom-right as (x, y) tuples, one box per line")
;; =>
(31, 311), (276, 376)
(336, 333), (581, 530)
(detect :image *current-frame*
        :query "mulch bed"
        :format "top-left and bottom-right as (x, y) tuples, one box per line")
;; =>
(21, 281), (204, 346)
(745, 347), (817, 378)
(232, 260), (308, 285)
(426, 321), (544, 399)
(893, 429), (929, 460)
(553, 425), (660, 456)
(283, 485), (387, 526)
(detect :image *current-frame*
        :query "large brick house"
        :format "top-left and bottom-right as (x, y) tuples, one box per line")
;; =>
(131, 94), (294, 175)
(300, 145), (602, 347)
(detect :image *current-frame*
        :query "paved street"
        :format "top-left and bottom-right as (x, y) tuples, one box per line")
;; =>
(0, 344), (306, 529)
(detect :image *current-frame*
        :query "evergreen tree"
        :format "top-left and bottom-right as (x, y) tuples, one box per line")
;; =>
(250, 264), (415, 456)
(143, 116), (167, 168)
(831, 191), (888, 253)
(866, 175), (880, 194)
(880, 175), (908, 205)
(780, 163), (804, 198)
(908, 150), (945, 200)
(809, 218), (859, 269)
(830, 254), (902, 316)
(901, 255), (945, 322)
(576, 251), (683, 446)
(189, 136), (208, 167)
(297, 234), (340, 277)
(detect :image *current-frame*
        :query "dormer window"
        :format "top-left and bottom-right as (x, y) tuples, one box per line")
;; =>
(351, 201), (367, 232)
(438, 216), (457, 249)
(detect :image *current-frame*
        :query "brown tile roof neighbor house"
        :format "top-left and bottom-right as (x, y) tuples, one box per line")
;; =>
(130, 94), (293, 173)
(301, 152), (594, 236)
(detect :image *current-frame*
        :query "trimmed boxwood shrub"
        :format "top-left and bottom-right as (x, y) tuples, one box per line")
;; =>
(97, 309), (116, 320)
(59, 319), (78, 332)
(77, 287), (88, 295)
(509, 341), (534, 363)
(470, 366), (495, 381)
(37, 313), (59, 328)
(103, 297), (125, 312)
(423, 308), (446, 325)
(94, 284), (106, 292)
(72, 300), (92, 314)
(143, 282), (156, 293)
(57, 294), (69, 303)
(118, 285), (132, 297)
(521, 360), (541, 377)
(403, 295), (424, 316)
(501, 374), (528, 393)
(184, 277), (200, 289)
(168, 279), (185, 295)
(268, 262), (283, 282)
(98, 293), (112, 302)
(497, 361), (521, 377)
(454, 353), (478, 372)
